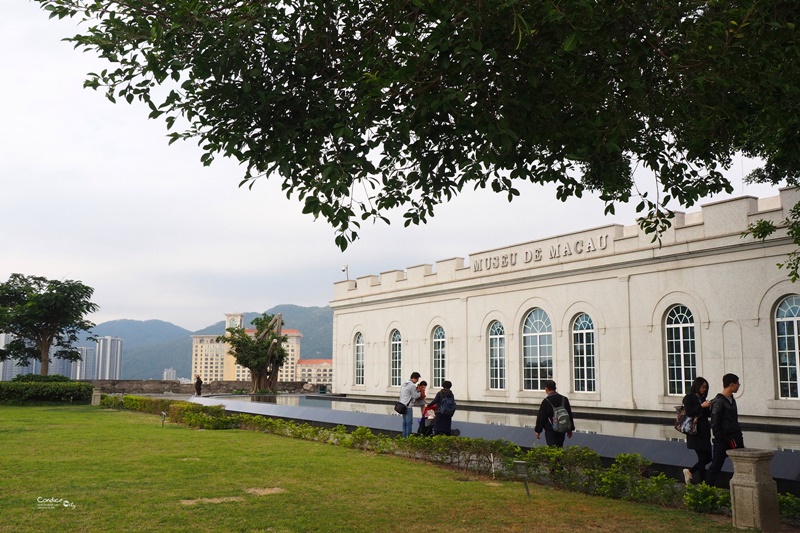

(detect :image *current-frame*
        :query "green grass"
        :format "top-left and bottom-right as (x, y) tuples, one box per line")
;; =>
(0, 405), (737, 532)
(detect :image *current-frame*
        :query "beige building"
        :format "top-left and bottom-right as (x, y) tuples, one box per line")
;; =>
(191, 313), (302, 383)
(296, 359), (333, 385)
(330, 188), (800, 424)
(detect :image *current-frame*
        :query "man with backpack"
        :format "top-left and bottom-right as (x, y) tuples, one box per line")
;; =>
(534, 380), (575, 448)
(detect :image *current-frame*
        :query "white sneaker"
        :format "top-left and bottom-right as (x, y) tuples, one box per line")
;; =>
(683, 468), (692, 484)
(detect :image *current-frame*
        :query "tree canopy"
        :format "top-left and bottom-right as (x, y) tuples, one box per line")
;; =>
(0, 274), (98, 376)
(217, 313), (286, 393)
(36, 1), (800, 249)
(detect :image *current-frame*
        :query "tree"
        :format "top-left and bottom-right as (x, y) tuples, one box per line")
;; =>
(0, 274), (98, 376)
(217, 313), (286, 393)
(35, 1), (800, 255)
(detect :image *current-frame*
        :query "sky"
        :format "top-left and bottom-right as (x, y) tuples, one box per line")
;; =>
(0, 2), (783, 331)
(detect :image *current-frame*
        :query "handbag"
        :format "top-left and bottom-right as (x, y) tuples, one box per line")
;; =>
(393, 401), (408, 415)
(674, 405), (698, 435)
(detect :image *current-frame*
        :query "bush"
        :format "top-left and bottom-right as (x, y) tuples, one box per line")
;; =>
(779, 492), (800, 521)
(11, 374), (72, 382)
(596, 454), (653, 500)
(683, 482), (731, 514)
(0, 381), (94, 403)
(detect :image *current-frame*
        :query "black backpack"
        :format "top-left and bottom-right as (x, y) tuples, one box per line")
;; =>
(439, 394), (456, 416)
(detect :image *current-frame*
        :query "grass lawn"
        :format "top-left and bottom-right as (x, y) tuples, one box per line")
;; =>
(0, 405), (738, 532)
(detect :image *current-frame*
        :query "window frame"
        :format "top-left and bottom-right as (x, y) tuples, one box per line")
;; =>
(354, 332), (365, 386)
(488, 321), (506, 390)
(521, 308), (553, 391)
(572, 313), (596, 393)
(390, 329), (402, 387)
(432, 326), (446, 388)
(665, 305), (697, 396)
(776, 295), (800, 399)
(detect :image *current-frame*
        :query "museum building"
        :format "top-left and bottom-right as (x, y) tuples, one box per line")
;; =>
(330, 188), (800, 424)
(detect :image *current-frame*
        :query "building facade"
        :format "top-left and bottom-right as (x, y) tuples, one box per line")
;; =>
(191, 313), (303, 383)
(331, 189), (800, 423)
(296, 359), (333, 385)
(96, 336), (123, 380)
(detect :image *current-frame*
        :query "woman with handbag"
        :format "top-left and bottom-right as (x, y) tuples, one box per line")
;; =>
(682, 376), (712, 484)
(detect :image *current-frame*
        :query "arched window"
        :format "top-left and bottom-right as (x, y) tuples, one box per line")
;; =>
(354, 333), (364, 386)
(390, 329), (402, 387)
(522, 308), (553, 390)
(432, 326), (446, 388)
(572, 313), (596, 392)
(488, 321), (506, 390)
(776, 295), (800, 399)
(665, 305), (697, 395)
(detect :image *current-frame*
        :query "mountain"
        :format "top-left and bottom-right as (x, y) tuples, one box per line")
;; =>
(84, 306), (333, 380)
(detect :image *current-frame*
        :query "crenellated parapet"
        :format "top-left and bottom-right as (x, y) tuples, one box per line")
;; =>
(332, 188), (799, 301)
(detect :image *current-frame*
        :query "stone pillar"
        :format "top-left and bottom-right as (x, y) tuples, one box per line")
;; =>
(727, 449), (780, 532)
(91, 388), (102, 406)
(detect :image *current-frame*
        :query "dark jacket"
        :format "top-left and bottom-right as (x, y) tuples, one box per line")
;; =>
(534, 392), (575, 434)
(429, 389), (454, 435)
(683, 392), (711, 451)
(710, 393), (742, 440)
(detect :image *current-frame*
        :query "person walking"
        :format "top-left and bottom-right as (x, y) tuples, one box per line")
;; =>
(682, 376), (712, 484)
(428, 380), (456, 436)
(706, 373), (744, 486)
(398, 372), (421, 437)
(534, 380), (575, 448)
(194, 374), (203, 396)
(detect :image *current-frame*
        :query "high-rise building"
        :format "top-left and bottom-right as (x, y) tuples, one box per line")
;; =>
(163, 367), (177, 381)
(0, 333), (40, 381)
(191, 313), (302, 384)
(96, 336), (123, 380)
(75, 347), (97, 380)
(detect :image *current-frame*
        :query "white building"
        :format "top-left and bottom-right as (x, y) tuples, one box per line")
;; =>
(331, 188), (800, 424)
(96, 336), (123, 380)
(163, 368), (177, 381)
(296, 359), (333, 385)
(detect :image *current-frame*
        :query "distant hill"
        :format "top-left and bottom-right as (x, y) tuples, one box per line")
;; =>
(82, 306), (332, 380)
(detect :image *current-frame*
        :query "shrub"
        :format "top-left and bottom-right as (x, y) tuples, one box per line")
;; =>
(11, 374), (71, 382)
(596, 453), (652, 500)
(779, 492), (800, 521)
(120, 395), (183, 415)
(0, 381), (94, 403)
(629, 472), (682, 507)
(683, 482), (731, 514)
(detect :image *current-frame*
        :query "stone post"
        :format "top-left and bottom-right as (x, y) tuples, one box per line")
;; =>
(91, 388), (102, 406)
(726, 449), (780, 532)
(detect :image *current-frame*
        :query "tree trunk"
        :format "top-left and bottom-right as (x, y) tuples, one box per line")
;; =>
(39, 342), (50, 376)
(250, 369), (268, 394)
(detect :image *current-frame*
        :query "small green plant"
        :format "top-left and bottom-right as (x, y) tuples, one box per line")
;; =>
(779, 492), (800, 521)
(683, 482), (731, 514)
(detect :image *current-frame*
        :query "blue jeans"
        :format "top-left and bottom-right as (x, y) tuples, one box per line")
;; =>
(402, 407), (414, 437)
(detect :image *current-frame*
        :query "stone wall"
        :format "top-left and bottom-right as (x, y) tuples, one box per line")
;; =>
(90, 380), (310, 395)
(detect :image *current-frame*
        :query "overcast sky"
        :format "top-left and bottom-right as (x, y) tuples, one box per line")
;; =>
(1, 2), (782, 331)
